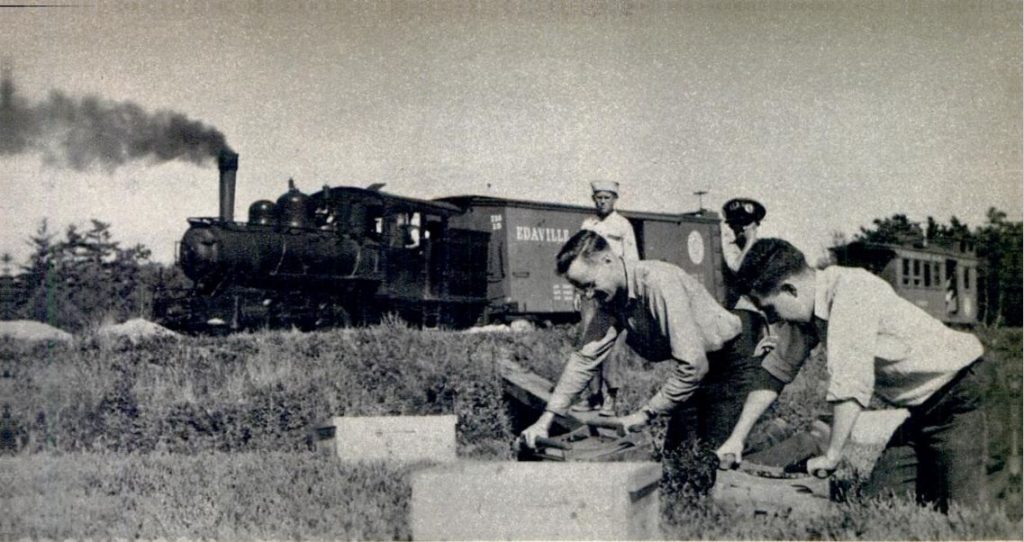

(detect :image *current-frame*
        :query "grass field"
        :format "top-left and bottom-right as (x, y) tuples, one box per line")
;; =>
(3, 323), (1021, 540)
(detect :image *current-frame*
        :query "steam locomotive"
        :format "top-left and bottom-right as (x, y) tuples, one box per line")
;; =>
(156, 151), (729, 332)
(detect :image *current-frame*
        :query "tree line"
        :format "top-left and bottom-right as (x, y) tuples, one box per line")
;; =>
(0, 220), (187, 332)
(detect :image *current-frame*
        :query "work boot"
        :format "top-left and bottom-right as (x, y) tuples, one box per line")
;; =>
(570, 401), (597, 413)
(597, 392), (617, 417)
(570, 395), (600, 413)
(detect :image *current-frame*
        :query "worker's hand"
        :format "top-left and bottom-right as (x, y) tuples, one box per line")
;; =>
(806, 453), (840, 478)
(618, 411), (650, 433)
(573, 291), (582, 312)
(753, 335), (778, 357)
(520, 417), (552, 449)
(715, 438), (744, 470)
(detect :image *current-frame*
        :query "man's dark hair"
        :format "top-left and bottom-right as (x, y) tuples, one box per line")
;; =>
(735, 238), (810, 295)
(556, 230), (610, 275)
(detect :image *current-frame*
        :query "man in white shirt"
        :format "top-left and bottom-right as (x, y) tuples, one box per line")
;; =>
(716, 238), (987, 513)
(573, 181), (640, 416)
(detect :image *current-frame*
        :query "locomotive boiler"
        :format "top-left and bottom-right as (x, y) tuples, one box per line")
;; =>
(160, 151), (490, 332)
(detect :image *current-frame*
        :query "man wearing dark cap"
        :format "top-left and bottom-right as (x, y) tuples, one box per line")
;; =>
(722, 198), (766, 272)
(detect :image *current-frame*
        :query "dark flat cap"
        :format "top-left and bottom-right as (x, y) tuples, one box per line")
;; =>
(723, 198), (766, 225)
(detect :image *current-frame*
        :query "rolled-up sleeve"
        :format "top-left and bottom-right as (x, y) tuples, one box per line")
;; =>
(642, 276), (709, 415)
(761, 321), (818, 384)
(645, 354), (709, 414)
(823, 278), (879, 408)
(547, 319), (620, 415)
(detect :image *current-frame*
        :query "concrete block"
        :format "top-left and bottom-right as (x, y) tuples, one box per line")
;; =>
(315, 415), (457, 463)
(850, 409), (910, 445)
(411, 461), (661, 541)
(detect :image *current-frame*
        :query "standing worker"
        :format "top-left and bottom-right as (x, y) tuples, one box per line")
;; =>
(573, 181), (640, 416)
(722, 197), (766, 272)
(581, 181), (639, 264)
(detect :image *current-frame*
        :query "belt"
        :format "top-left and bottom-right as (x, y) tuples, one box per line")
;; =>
(910, 357), (983, 416)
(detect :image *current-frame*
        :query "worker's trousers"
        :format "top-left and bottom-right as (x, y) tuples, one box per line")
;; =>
(862, 358), (988, 513)
(663, 309), (766, 452)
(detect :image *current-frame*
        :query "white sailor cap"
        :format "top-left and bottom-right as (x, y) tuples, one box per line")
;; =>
(590, 181), (619, 195)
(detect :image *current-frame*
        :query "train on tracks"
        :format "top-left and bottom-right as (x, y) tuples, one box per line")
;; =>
(830, 238), (980, 326)
(155, 152), (726, 332)
(155, 151), (979, 332)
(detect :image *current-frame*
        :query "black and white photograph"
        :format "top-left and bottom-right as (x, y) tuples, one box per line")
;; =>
(2, 1), (1021, 540)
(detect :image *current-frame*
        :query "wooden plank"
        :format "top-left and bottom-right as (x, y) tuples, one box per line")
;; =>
(498, 358), (588, 432)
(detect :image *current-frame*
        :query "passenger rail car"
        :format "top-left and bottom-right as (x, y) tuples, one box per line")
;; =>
(830, 240), (980, 325)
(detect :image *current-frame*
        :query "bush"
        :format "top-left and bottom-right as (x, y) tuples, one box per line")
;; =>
(661, 495), (1020, 540)
(5, 326), (519, 455)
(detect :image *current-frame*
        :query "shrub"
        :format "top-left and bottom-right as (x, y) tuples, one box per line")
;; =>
(6, 327), (518, 455)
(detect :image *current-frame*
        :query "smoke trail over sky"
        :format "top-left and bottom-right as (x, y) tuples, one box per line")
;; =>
(0, 67), (232, 172)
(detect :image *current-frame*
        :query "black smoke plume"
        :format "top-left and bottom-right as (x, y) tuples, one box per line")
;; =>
(0, 67), (232, 171)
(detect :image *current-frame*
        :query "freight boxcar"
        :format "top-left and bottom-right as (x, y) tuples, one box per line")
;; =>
(830, 239), (980, 326)
(439, 195), (727, 324)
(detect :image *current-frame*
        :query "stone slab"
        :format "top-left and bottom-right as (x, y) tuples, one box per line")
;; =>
(316, 415), (457, 463)
(411, 461), (661, 540)
(713, 469), (830, 517)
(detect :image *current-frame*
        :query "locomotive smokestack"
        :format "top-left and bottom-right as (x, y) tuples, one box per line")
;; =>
(218, 150), (239, 221)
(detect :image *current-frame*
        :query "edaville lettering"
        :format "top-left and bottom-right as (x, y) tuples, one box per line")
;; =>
(515, 226), (571, 243)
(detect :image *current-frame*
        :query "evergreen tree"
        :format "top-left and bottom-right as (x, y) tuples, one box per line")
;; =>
(15, 218), (166, 331)
(975, 208), (1023, 326)
(19, 219), (63, 326)
(855, 214), (924, 244)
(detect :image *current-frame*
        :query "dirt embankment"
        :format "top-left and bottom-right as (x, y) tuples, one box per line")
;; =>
(0, 320), (73, 343)
(96, 318), (180, 342)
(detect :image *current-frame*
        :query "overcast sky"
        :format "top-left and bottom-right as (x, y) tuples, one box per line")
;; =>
(2, 1), (1021, 265)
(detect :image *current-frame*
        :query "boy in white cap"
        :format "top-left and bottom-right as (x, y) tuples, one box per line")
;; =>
(572, 181), (639, 416)
(581, 181), (639, 262)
